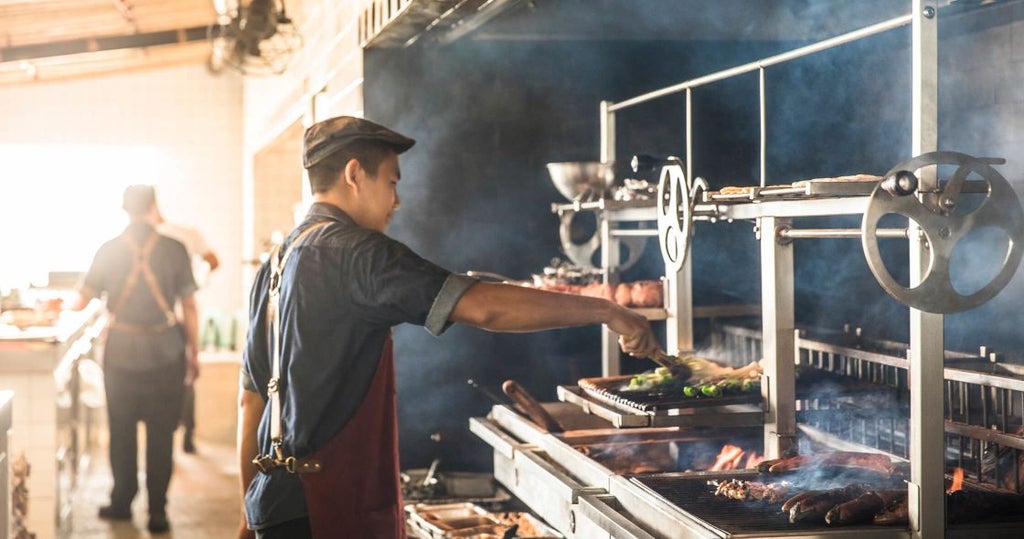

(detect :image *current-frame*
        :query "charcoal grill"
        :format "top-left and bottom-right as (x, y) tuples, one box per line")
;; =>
(628, 471), (907, 538)
(467, 4), (1024, 537)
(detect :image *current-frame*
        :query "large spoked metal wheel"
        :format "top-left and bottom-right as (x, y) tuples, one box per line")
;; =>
(862, 151), (1024, 313)
(657, 162), (692, 273)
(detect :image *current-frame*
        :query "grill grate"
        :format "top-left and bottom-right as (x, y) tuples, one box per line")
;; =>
(630, 472), (907, 536)
(579, 369), (897, 414)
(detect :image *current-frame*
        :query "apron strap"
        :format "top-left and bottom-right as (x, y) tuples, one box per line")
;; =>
(108, 232), (177, 332)
(258, 221), (331, 474)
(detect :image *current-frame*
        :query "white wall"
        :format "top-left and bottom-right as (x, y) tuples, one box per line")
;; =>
(241, 0), (367, 289)
(0, 64), (245, 320)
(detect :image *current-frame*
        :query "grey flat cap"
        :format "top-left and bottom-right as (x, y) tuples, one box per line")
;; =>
(303, 116), (416, 168)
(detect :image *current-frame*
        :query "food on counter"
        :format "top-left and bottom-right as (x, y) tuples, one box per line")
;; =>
(629, 280), (662, 307)
(717, 185), (755, 195)
(578, 281), (614, 302)
(614, 283), (632, 306)
(0, 308), (60, 329)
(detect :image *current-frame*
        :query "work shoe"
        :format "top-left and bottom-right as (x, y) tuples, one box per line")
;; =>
(148, 513), (171, 534)
(98, 505), (131, 520)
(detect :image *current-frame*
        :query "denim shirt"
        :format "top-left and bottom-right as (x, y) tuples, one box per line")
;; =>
(240, 203), (476, 530)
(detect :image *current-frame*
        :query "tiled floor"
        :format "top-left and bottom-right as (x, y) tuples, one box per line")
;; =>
(70, 432), (242, 539)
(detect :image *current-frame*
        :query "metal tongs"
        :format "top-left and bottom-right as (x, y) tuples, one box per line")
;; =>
(649, 351), (693, 381)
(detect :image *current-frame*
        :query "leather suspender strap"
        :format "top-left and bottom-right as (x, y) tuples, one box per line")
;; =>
(254, 221), (330, 475)
(108, 232), (177, 333)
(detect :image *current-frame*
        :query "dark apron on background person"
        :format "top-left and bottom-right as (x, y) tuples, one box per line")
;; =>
(107, 231), (179, 337)
(254, 221), (405, 538)
(101, 230), (185, 514)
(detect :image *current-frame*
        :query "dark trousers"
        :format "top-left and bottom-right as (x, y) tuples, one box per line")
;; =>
(180, 384), (195, 434)
(104, 363), (185, 515)
(256, 517), (313, 539)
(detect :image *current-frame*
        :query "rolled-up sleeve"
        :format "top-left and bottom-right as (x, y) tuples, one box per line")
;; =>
(424, 273), (478, 336)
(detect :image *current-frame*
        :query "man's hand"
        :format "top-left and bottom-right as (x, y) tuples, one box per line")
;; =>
(607, 305), (662, 359)
(185, 349), (200, 385)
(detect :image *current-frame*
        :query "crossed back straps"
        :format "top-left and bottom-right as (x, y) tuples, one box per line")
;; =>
(108, 231), (177, 333)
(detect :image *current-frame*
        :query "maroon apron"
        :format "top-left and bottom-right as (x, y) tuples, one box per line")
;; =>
(298, 335), (406, 539)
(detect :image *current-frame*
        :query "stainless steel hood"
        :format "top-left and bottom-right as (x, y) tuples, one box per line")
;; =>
(358, 0), (1020, 50)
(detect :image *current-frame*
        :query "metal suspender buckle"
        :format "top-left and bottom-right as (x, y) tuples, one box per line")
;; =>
(252, 454), (276, 473)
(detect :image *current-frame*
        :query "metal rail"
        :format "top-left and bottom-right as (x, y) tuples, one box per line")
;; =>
(778, 228), (912, 240)
(606, 14), (914, 112)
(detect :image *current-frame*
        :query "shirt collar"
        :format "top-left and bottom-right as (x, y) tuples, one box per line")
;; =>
(306, 202), (356, 226)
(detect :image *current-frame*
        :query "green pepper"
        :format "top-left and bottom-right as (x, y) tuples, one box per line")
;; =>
(741, 380), (760, 393)
(721, 379), (741, 392)
(700, 384), (723, 398)
(683, 386), (698, 398)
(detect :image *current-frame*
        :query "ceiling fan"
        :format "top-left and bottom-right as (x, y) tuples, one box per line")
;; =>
(208, 0), (303, 76)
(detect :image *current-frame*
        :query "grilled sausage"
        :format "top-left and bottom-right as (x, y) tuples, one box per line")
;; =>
(825, 491), (885, 525)
(781, 490), (817, 512)
(788, 484), (869, 524)
(873, 500), (909, 525)
(766, 451), (894, 475)
(767, 455), (810, 474)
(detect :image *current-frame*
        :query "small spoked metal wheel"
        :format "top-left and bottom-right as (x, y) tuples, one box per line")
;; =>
(862, 151), (1024, 313)
(657, 161), (692, 273)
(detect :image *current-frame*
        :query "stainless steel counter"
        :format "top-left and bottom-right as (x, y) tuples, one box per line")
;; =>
(0, 301), (105, 538)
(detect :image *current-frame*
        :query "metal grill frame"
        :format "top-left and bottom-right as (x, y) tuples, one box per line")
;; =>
(717, 323), (1024, 494)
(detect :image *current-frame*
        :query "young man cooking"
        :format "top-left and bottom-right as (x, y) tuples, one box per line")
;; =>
(237, 116), (662, 539)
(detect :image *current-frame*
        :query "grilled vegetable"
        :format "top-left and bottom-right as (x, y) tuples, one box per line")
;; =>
(700, 384), (723, 397)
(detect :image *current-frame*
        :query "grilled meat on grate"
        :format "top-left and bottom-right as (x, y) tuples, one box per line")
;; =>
(757, 451), (902, 477)
(825, 489), (905, 526)
(712, 479), (793, 504)
(786, 484), (870, 524)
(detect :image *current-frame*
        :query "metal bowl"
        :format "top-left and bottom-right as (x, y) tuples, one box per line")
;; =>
(546, 161), (616, 201)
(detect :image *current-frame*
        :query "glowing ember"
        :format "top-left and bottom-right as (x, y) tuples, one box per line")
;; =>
(710, 444), (762, 471)
(947, 467), (964, 493)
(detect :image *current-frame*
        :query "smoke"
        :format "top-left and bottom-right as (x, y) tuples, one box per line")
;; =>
(362, 1), (1024, 469)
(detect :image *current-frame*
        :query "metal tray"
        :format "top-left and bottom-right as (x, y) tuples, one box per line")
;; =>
(405, 502), (562, 538)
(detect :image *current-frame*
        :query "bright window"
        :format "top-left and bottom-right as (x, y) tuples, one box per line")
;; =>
(0, 144), (170, 289)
